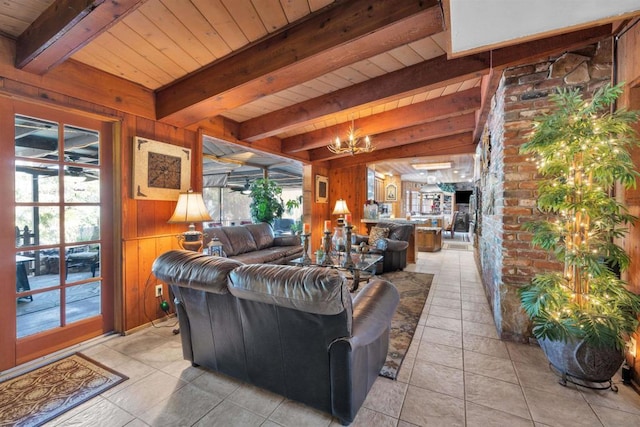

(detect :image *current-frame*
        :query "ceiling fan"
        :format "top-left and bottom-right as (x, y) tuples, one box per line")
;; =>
(228, 178), (251, 194)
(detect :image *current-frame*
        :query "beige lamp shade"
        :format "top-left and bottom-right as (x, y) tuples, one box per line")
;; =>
(168, 190), (212, 252)
(332, 199), (351, 216)
(168, 190), (212, 224)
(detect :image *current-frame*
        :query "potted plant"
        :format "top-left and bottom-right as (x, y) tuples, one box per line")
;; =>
(519, 83), (640, 389)
(249, 178), (285, 224)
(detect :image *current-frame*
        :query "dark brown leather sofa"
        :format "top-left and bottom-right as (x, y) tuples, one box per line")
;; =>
(354, 222), (412, 274)
(203, 222), (304, 264)
(152, 250), (399, 425)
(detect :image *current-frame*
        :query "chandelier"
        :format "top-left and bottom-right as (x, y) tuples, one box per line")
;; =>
(327, 118), (374, 155)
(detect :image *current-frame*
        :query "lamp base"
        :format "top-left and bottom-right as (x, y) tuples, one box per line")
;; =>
(178, 231), (203, 252)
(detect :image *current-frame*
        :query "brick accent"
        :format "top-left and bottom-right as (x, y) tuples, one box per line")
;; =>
(477, 38), (613, 342)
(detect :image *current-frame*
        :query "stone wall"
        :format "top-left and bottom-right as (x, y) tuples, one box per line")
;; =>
(478, 39), (613, 342)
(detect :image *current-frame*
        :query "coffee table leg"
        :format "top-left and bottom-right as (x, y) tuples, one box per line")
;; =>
(350, 269), (360, 292)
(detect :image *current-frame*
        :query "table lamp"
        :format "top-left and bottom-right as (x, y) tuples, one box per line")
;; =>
(168, 189), (212, 252)
(332, 199), (350, 226)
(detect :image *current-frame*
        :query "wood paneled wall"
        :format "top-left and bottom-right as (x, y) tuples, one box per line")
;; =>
(329, 164), (369, 235)
(617, 22), (640, 381)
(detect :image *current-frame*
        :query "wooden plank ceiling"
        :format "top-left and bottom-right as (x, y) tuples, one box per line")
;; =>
(0, 0), (621, 183)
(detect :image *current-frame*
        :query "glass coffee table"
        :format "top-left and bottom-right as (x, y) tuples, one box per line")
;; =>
(290, 252), (383, 292)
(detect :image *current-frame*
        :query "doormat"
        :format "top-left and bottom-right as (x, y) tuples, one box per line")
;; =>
(443, 242), (473, 251)
(376, 270), (433, 380)
(0, 353), (127, 426)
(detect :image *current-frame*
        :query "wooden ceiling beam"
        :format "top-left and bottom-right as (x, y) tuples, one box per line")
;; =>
(309, 113), (476, 162)
(281, 87), (482, 153)
(156, 0), (443, 127)
(15, 0), (144, 74)
(327, 133), (477, 169)
(242, 54), (491, 142)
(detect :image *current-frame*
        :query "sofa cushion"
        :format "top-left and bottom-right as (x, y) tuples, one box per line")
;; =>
(232, 247), (288, 265)
(228, 264), (352, 323)
(244, 223), (275, 250)
(222, 225), (258, 255)
(204, 227), (234, 256)
(368, 226), (389, 247)
(152, 250), (244, 293)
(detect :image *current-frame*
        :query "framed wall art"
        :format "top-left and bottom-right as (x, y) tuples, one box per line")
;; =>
(385, 184), (398, 202)
(132, 136), (191, 200)
(315, 175), (328, 203)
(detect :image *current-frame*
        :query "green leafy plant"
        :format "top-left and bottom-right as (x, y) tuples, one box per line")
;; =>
(519, 83), (640, 351)
(249, 178), (285, 224)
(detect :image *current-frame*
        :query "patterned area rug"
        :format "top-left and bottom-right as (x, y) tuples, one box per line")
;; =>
(443, 242), (474, 251)
(0, 353), (127, 426)
(376, 270), (433, 379)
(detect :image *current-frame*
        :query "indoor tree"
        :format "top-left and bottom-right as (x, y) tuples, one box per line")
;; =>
(519, 83), (640, 386)
(249, 178), (285, 224)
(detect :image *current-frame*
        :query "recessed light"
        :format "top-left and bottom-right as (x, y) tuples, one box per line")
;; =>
(453, 170), (459, 174)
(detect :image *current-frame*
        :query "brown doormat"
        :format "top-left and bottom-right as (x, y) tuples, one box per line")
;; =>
(375, 270), (433, 380)
(0, 353), (127, 426)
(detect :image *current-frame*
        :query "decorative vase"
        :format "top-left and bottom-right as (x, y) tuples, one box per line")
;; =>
(539, 337), (624, 391)
(332, 227), (345, 252)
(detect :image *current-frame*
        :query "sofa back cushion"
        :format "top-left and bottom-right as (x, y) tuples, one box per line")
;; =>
(377, 222), (413, 242)
(152, 250), (244, 293)
(228, 264), (352, 329)
(221, 225), (258, 255)
(244, 223), (275, 249)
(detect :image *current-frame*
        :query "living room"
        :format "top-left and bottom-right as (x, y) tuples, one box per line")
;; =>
(3, 1), (640, 425)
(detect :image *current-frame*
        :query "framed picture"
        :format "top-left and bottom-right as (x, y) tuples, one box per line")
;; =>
(385, 184), (397, 202)
(315, 175), (328, 203)
(132, 136), (191, 200)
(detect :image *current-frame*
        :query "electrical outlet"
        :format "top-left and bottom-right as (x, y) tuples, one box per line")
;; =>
(155, 284), (163, 297)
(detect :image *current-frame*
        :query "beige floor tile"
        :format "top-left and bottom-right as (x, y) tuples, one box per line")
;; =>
(396, 356), (415, 383)
(463, 320), (500, 339)
(104, 331), (166, 356)
(513, 361), (582, 398)
(461, 309), (495, 325)
(432, 290), (461, 300)
(428, 304), (462, 320)
(50, 397), (135, 427)
(397, 420), (420, 427)
(430, 296), (462, 309)
(461, 301), (490, 314)
(580, 384), (640, 416)
(464, 350), (519, 383)
(425, 314), (462, 332)
(268, 400), (332, 427)
(107, 370), (188, 417)
(409, 358), (464, 399)
(591, 403), (640, 427)
(193, 400), (265, 426)
(523, 387), (602, 427)
(465, 401), (534, 427)
(129, 339), (185, 370)
(416, 341), (463, 370)
(190, 369), (242, 400)
(463, 334), (510, 359)
(138, 383), (223, 427)
(400, 385), (465, 427)
(362, 376), (408, 418)
(464, 372), (531, 420)
(421, 326), (462, 348)
(505, 342), (549, 368)
(227, 383), (284, 418)
(341, 407), (397, 427)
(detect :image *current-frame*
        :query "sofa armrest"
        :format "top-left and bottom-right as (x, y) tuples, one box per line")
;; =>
(377, 238), (409, 252)
(353, 234), (369, 245)
(273, 235), (301, 246)
(328, 279), (399, 424)
(350, 279), (400, 346)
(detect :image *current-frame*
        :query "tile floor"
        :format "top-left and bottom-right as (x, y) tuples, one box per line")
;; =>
(37, 242), (640, 426)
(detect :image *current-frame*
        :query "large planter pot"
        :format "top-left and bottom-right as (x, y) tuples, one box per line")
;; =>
(539, 338), (624, 390)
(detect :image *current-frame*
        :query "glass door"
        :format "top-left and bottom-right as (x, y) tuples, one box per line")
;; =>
(11, 106), (113, 366)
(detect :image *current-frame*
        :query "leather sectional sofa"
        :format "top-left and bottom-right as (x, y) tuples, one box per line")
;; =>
(354, 221), (412, 274)
(152, 250), (399, 425)
(203, 222), (304, 264)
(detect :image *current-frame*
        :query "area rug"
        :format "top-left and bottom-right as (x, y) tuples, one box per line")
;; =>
(376, 270), (433, 379)
(0, 353), (127, 426)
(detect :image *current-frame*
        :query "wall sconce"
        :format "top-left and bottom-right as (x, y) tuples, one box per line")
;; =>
(168, 189), (212, 252)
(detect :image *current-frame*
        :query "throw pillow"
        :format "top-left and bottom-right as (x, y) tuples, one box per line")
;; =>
(368, 226), (389, 247)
